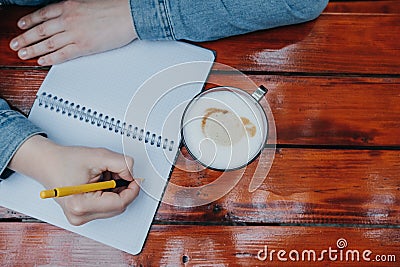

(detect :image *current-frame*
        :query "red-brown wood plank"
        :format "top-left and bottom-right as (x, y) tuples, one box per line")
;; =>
(0, 69), (46, 114)
(208, 74), (400, 146)
(0, 6), (38, 66)
(1, 7), (399, 74)
(0, 223), (398, 266)
(0, 5), (34, 33)
(200, 14), (400, 74)
(158, 148), (400, 225)
(325, 1), (400, 14)
(1, 148), (399, 225)
(2, 70), (400, 146)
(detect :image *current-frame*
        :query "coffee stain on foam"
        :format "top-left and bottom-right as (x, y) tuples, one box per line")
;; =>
(241, 117), (256, 137)
(201, 108), (257, 146)
(201, 108), (228, 131)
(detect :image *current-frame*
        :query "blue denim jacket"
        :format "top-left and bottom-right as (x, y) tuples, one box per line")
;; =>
(2, 0), (328, 41)
(130, 0), (328, 41)
(0, 99), (44, 178)
(0, 0), (328, 176)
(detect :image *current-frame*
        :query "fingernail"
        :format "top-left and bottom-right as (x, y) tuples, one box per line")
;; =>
(18, 19), (26, 28)
(10, 40), (18, 50)
(38, 58), (45, 65)
(19, 49), (27, 58)
(135, 178), (144, 185)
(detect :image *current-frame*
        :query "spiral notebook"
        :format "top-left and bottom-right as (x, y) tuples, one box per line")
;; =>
(0, 40), (214, 255)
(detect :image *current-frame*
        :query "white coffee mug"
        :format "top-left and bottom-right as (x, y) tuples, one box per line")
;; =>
(181, 85), (268, 171)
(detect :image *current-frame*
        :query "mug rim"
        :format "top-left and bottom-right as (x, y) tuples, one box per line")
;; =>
(180, 86), (269, 171)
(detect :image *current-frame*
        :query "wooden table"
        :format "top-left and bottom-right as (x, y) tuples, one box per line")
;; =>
(1, 1), (400, 266)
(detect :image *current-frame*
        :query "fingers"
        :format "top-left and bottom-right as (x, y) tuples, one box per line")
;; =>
(9, 2), (67, 64)
(10, 0), (137, 65)
(10, 18), (66, 54)
(119, 181), (141, 206)
(37, 44), (82, 66)
(94, 181), (140, 215)
(63, 181), (140, 226)
(114, 155), (135, 181)
(62, 149), (138, 225)
(17, 3), (63, 30)
(15, 32), (71, 63)
(94, 148), (135, 182)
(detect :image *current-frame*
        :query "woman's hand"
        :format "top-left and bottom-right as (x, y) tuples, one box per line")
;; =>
(8, 135), (140, 226)
(9, 0), (137, 66)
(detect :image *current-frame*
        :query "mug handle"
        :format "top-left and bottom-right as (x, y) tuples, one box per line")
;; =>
(251, 85), (268, 102)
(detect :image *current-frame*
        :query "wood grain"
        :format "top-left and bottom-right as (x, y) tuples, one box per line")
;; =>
(2, 70), (400, 146)
(1, 7), (399, 74)
(325, 1), (400, 14)
(0, 69), (46, 114)
(208, 74), (400, 146)
(0, 2), (399, 265)
(1, 148), (399, 226)
(0, 223), (398, 266)
(199, 14), (400, 73)
(160, 148), (400, 225)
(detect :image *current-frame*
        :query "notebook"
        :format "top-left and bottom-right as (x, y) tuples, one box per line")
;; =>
(0, 40), (214, 255)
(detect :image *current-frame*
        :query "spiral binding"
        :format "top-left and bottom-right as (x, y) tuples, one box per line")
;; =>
(36, 92), (174, 151)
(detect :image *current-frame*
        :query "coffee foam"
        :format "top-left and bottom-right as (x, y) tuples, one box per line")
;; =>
(201, 108), (246, 146)
(182, 89), (267, 170)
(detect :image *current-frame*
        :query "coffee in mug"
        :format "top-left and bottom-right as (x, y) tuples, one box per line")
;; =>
(181, 86), (268, 170)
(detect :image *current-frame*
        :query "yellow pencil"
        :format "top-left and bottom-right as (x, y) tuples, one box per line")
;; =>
(40, 179), (139, 199)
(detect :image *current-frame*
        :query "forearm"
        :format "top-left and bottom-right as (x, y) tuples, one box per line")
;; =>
(130, 0), (329, 41)
(0, 99), (45, 179)
(7, 135), (59, 186)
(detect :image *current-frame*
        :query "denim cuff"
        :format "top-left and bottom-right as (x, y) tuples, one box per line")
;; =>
(0, 110), (45, 179)
(129, 0), (175, 40)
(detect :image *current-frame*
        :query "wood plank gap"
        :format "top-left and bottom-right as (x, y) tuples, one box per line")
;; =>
(11, 216), (400, 229)
(152, 220), (400, 229)
(210, 70), (400, 78)
(153, 220), (248, 226)
(0, 66), (50, 71)
(240, 71), (400, 78)
(272, 144), (400, 151)
(323, 12), (397, 16)
(278, 222), (400, 229)
(3, 68), (400, 79)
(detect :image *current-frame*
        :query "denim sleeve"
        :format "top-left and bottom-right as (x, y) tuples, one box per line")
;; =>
(130, 0), (329, 41)
(0, 99), (45, 179)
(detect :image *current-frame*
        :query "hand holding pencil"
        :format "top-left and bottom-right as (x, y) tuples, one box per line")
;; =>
(44, 146), (141, 226)
(40, 178), (143, 199)
(8, 136), (140, 226)
(40, 179), (131, 199)
(43, 146), (140, 226)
